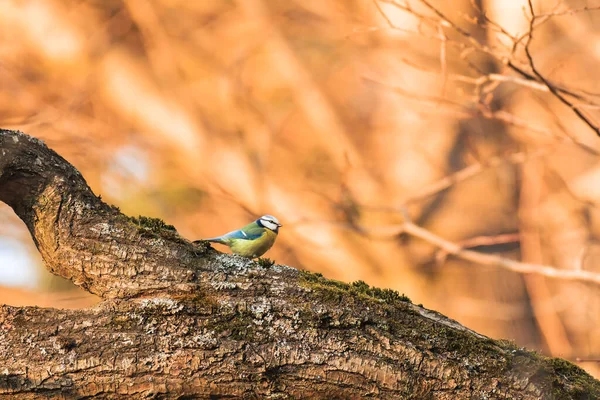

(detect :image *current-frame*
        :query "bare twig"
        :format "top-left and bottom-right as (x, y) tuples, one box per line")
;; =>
(454, 73), (552, 93)
(404, 221), (600, 286)
(402, 148), (549, 204)
(524, 0), (600, 137)
(438, 24), (448, 97)
(364, 76), (546, 131)
(576, 358), (600, 363)
(377, 0), (598, 106)
(435, 233), (520, 265)
(469, 0), (517, 43)
(536, 5), (600, 18)
(372, 0), (397, 28)
(327, 217), (600, 285)
(300, 212), (600, 286)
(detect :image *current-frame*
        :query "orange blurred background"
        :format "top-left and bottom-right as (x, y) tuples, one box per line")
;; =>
(2, 0), (600, 377)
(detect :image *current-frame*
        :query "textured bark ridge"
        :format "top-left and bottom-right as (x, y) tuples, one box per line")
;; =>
(0, 129), (598, 399)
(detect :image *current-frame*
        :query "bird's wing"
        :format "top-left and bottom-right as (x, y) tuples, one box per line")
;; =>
(221, 225), (264, 241)
(201, 221), (266, 244)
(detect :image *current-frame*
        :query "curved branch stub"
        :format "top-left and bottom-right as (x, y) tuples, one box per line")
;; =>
(0, 130), (201, 298)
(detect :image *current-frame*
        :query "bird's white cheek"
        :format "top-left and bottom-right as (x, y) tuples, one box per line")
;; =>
(262, 221), (278, 230)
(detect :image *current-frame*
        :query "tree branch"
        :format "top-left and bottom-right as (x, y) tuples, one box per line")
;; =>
(0, 130), (201, 298)
(352, 219), (600, 286)
(1, 129), (599, 398)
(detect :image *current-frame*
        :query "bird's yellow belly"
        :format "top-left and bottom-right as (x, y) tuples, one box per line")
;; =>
(230, 230), (277, 258)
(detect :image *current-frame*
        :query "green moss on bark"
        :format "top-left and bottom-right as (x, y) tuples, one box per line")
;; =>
(130, 215), (176, 234)
(299, 270), (411, 305)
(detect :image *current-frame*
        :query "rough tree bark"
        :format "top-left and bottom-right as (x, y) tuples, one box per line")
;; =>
(0, 129), (598, 399)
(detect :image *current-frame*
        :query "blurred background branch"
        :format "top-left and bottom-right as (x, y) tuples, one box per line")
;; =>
(2, 0), (600, 379)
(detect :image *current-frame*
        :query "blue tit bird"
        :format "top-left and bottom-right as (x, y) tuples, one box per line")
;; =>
(195, 215), (282, 258)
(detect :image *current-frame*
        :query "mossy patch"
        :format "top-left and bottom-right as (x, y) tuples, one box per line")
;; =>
(130, 215), (176, 232)
(350, 280), (411, 303)
(107, 201), (121, 213)
(540, 357), (600, 399)
(432, 325), (502, 364)
(475, 339), (600, 397)
(299, 270), (411, 305)
(192, 239), (213, 256)
(126, 215), (187, 243)
(256, 257), (275, 269)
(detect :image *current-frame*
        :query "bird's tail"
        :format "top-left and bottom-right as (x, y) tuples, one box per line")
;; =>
(194, 237), (226, 244)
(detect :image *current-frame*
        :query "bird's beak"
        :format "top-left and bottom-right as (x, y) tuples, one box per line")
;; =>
(277, 222), (283, 227)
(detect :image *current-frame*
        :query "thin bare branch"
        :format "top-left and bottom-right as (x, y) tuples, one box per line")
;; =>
(536, 5), (600, 18)
(438, 24), (448, 97)
(328, 216), (600, 286)
(383, 0), (599, 105)
(524, 0), (600, 137)
(402, 148), (549, 204)
(435, 233), (520, 265)
(402, 221), (600, 286)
